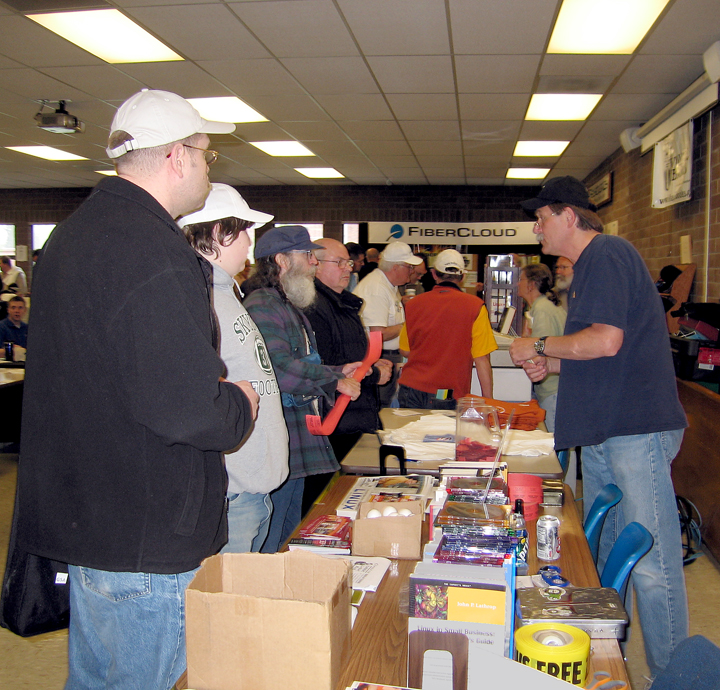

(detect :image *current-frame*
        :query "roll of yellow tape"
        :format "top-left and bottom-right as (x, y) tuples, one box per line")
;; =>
(515, 622), (590, 686)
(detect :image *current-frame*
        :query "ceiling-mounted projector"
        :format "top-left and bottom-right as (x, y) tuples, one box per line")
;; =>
(35, 100), (85, 134)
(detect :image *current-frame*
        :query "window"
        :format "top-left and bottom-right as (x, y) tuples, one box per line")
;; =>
(343, 223), (359, 244)
(32, 224), (56, 250)
(0, 225), (15, 255)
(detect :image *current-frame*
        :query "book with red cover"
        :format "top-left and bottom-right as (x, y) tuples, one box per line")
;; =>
(298, 514), (352, 541)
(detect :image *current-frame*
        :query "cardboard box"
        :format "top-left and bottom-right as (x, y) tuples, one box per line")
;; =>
(185, 551), (352, 690)
(352, 500), (423, 559)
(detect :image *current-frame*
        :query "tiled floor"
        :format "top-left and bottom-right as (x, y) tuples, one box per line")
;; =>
(1, 451), (719, 689)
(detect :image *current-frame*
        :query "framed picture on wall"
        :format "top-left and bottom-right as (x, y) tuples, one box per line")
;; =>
(588, 172), (613, 208)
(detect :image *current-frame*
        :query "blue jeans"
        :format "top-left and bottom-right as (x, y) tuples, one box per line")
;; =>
(260, 477), (305, 553)
(398, 384), (457, 410)
(221, 491), (273, 553)
(65, 565), (198, 690)
(581, 429), (688, 677)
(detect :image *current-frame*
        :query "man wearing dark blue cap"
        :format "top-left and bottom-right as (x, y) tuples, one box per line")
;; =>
(509, 176), (688, 679)
(243, 225), (362, 551)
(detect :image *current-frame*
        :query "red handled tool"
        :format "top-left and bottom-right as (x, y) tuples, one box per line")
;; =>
(305, 330), (383, 435)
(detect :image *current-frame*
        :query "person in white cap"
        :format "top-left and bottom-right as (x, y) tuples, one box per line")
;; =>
(398, 249), (497, 408)
(353, 241), (423, 405)
(179, 184), (289, 554)
(14, 90), (259, 690)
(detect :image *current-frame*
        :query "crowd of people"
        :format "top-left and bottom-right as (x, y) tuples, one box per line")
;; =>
(7, 89), (690, 689)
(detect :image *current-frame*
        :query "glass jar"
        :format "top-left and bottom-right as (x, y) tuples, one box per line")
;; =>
(455, 396), (501, 462)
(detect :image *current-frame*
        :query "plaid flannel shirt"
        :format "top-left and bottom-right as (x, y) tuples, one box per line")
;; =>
(244, 287), (342, 479)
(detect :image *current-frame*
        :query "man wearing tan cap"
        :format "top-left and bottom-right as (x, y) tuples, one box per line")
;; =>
(354, 241), (423, 405)
(14, 90), (258, 689)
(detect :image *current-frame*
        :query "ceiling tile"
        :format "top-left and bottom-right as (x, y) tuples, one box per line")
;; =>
(314, 94), (393, 120)
(386, 94), (458, 120)
(358, 140), (413, 156)
(462, 120), (522, 142)
(518, 121), (585, 140)
(449, 0), (556, 55)
(126, 4), (271, 60)
(198, 59), (305, 97)
(243, 94), (332, 121)
(455, 55), (539, 93)
(0, 15), (105, 67)
(338, 120), (405, 140)
(37, 65), (145, 101)
(280, 57), (378, 94)
(535, 74), (615, 94)
(592, 93), (677, 122)
(279, 120), (350, 141)
(367, 56), (454, 94)
(612, 54), (704, 95)
(227, 0), (358, 58)
(401, 120), (461, 140)
(459, 93), (528, 120)
(540, 54), (631, 77)
(116, 62), (234, 98)
(0, 68), (92, 101)
(411, 141), (462, 156)
(640, 0), (720, 55)
(337, 0), (450, 56)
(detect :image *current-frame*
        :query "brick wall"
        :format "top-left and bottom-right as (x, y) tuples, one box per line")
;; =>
(585, 104), (720, 302)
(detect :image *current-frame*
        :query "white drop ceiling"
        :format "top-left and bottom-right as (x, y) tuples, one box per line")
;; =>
(0, 0), (718, 188)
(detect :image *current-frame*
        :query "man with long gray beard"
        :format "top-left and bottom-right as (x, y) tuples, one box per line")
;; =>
(554, 256), (574, 311)
(243, 226), (362, 551)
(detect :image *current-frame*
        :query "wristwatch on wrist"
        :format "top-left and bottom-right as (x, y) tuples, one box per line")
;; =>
(533, 336), (548, 356)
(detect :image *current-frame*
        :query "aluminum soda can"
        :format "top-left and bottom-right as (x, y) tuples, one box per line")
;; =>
(4, 342), (13, 361)
(536, 514), (561, 561)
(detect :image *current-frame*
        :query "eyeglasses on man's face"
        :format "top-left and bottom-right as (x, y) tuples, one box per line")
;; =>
(183, 144), (219, 166)
(533, 211), (560, 230)
(318, 258), (354, 269)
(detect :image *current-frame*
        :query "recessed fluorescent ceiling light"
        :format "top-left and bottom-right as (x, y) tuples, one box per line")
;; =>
(295, 168), (344, 179)
(548, 0), (671, 54)
(187, 97), (267, 124)
(7, 146), (88, 161)
(514, 141), (569, 157)
(95, 169), (118, 176)
(506, 168), (551, 179)
(251, 141), (314, 157)
(526, 94), (602, 120)
(27, 10), (182, 63)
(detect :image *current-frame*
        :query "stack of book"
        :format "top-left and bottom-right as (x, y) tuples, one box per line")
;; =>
(445, 475), (508, 505)
(407, 558), (516, 678)
(335, 474), (436, 519)
(287, 514), (352, 554)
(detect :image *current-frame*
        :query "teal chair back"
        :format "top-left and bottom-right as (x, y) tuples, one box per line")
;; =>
(600, 521), (653, 601)
(556, 449), (569, 474)
(583, 483), (623, 563)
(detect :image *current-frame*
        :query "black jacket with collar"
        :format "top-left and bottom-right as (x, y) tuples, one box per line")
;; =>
(16, 176), (252, 573)
(305, 278), (382, 435)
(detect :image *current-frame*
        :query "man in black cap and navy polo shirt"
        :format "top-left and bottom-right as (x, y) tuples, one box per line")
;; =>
(509, 176), (688, 680)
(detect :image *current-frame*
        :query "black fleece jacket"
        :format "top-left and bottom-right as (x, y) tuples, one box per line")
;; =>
(16, 177), (252, 573)
(305, 279), (382, 435)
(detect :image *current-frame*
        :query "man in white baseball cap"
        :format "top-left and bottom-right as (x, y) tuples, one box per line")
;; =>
(180, 184), (289, 556)
(398, 249), (497, 408)
(15, 91), (258, 689)
(354, 241), (423, 405)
